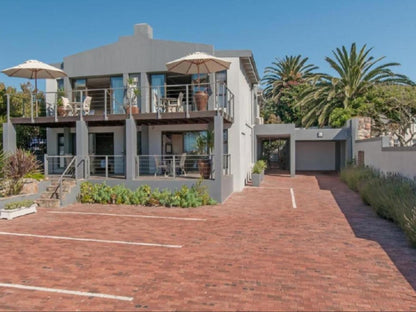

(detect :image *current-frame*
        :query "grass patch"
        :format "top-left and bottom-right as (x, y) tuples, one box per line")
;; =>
(340, 166), (416, 246)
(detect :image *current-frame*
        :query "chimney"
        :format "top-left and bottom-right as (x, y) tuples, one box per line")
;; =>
(134, 23), (153, 39)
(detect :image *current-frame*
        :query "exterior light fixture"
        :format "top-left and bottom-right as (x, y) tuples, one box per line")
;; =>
(317, 132), (323, 138)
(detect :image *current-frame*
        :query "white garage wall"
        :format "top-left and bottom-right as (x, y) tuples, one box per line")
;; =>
(296, 141), (336, 171)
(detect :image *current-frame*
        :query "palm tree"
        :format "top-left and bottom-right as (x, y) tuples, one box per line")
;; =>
(262, 55), (318, 101)
(297, 43), (414, 127)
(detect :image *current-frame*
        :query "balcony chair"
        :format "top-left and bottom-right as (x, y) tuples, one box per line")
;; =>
(61, 97), (74, 116)
(177, 153), (187, 176)
(152, 89), (164, 113)
(75, 96), (92, 115)
(154, 155), (168, 176)
(167, 92), (184, 112)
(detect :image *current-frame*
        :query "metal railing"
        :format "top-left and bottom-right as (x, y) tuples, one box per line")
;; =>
(50, 156), (76, 206)
(149, 82), (234, 119)
(135, 154), (215, 180)
(5, 82), (235, 122)
(44, 155), (76, 176)
(89, 155), (126, 178)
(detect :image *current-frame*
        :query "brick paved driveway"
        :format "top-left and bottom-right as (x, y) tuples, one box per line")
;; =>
(0, 173), (416, 311)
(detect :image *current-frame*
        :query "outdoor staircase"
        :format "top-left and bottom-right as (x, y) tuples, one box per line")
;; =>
(35, 178), (77, 208)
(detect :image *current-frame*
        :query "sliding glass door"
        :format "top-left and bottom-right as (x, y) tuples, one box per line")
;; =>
(110, 76), (124, 114)
(150, 74), (165, 112)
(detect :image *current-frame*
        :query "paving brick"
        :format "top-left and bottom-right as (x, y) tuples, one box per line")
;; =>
(0, 173), (416, 310)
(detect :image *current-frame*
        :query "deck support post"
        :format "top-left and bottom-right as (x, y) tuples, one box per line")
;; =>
(290, 134), (296, 177)
(2, 122), (16, 154)
(213, 115), (224, 202)
(76, 120), (88, 179)
(125, 117), (137, 180)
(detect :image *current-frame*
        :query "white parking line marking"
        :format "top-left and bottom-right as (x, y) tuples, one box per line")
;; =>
(0, 232), (182, 248)
(290, 188), (297, 209)
(48, 211), (206, 221)
(0, 283), (133, 301)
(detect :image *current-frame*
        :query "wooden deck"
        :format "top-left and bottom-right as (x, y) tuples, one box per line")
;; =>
(10, 111), (233, 128)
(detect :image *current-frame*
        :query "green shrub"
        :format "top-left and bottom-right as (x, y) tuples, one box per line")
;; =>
(24, 172), (45, 181)
(78, 181), (216, 208)
(252, 160), (267, 174)
(340, 165), (416, 246)
(4, 200), (34, 210)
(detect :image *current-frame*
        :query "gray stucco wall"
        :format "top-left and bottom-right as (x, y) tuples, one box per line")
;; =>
(63, 24), (213, 78)
(355, 137), (416, 179)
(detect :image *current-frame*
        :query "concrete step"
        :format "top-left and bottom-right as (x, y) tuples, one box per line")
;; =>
(46, 185), (71, 192)
(49, 180), (76, 187)
(40, 190), (71, 199)
(35, 198), (60, 209)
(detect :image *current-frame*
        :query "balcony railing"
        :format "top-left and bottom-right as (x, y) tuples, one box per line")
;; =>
(44, 155), (76, 177)
(135, 154), (215, 180)
(5, 82), (235, 122)
(89, 155), (126, 178)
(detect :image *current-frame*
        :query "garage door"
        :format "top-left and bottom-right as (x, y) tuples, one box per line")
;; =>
(296, 141), (336, 171)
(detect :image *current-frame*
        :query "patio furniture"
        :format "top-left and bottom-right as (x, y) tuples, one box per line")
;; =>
(154, 155), (167, 176)
(178, 153), (187, 176)
(61, 97), (74, 116)
(152, 89), (165, 113)
(74, 96), (92, 115)
(166, 92), (184, 112)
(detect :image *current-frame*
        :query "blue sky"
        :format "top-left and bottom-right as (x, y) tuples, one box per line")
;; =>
(1, 0), (415, 90)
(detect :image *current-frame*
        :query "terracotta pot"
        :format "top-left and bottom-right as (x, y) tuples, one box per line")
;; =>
(57, 106), (66, 116)
(195, 91), (208, 111)
(126, 106), (140, 114)
(198, 159), (211, 179)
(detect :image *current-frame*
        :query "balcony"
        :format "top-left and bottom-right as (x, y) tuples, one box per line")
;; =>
(6, 82), (235, 127)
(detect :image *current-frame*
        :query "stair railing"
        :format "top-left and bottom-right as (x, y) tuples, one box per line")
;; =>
(51, 156), (76, 206)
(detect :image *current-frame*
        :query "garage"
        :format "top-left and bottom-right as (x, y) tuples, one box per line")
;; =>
(295, 141), (336, 171)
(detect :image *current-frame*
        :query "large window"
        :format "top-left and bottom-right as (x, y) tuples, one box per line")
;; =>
(216, 70), (227, 108)
(72, 78), (86, 102)
(150, 74), (165, 112)
(129, 74), (141, 112)
(110, 76), (124, 114)
(184, 131), (207, 154)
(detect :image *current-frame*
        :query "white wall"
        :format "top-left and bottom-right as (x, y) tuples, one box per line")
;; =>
(296, 141), (336, 171)
(225, 57), (256, 191)
(355, 138), (416, 179)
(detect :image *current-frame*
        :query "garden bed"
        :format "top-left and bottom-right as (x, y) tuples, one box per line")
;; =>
(340, 165), (416, 246)
(0, 200), (37, 220)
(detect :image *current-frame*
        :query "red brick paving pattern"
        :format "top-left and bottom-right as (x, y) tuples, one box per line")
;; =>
(0, 173), (416, 310)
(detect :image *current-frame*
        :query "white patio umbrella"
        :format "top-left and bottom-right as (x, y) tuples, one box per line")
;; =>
(1, 59), (67, 95)
(166, 51), (231, 85)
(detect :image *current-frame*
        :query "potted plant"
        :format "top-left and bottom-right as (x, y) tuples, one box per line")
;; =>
(0, 200), (37, 220)
(252, 160), (267, 187)
(56, 88), (66, 116)
(126, 78), (140, 114)
(195, 131), (214, 179)
(195, 91), (209, 111)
